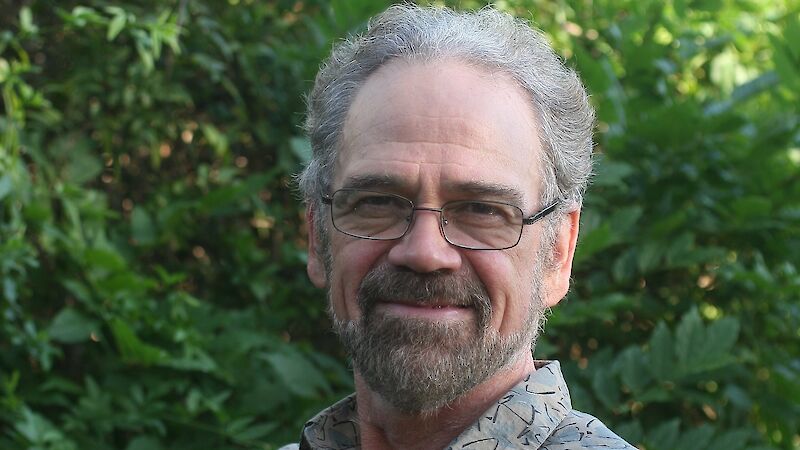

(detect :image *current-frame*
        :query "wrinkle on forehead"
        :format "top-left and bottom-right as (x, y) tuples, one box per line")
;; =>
(342, 140), (507, 166)
(343, 111), (497, 151)
(336, 138), (528, 193)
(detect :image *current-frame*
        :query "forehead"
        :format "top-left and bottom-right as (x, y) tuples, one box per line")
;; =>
(336, 59), (543, 205)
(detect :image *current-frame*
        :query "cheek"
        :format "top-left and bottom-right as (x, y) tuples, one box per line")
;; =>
(470, 251), (534, 336)
(328, 238), (391, 322)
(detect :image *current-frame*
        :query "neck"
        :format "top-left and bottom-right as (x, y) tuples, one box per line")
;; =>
(355, 351), (536, 450)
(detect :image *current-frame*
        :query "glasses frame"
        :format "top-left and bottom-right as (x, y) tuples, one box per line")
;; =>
(321, 188), (561, 251)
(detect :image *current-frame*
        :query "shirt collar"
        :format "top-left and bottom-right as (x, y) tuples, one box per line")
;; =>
(300, 360), (571, 450)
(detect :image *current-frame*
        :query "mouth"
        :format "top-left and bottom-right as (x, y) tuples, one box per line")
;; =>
(374, 300), (473, 320)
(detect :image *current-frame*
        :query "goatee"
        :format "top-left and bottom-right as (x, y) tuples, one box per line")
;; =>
(331, 265), (546, 414)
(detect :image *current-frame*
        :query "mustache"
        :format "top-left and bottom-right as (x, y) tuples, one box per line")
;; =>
(357, 266), (492, 329)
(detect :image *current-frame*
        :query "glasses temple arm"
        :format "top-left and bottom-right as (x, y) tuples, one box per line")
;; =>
(521, 200), (560, 225)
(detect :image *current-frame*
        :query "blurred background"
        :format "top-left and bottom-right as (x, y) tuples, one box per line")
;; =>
(0, 0), (798, 449)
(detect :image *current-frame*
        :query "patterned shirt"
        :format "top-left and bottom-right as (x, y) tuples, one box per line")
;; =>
(281, 360), (635, 450)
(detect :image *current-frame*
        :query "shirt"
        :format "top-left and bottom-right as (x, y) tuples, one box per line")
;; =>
(280, 360), (635, 450)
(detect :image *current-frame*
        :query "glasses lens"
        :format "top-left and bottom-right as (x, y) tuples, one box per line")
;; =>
(442, 201), (524, 249)
(331, 190), (412, 239)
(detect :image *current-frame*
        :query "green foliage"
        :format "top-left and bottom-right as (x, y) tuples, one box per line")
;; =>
(1, 0), (798, 449)
(529, 1), (800, 448)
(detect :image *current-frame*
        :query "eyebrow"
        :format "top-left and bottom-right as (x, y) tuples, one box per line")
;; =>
(341, 174), (406, 191)
(340, 174), (527, 207)
(444, 180), (526, 207)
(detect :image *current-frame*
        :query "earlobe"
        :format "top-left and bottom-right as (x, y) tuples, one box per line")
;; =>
(543, 209), (580, 307)
(306, 206), (328, 289)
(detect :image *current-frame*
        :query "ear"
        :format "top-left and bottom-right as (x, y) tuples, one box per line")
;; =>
(306, 205), (327, 289)
(543, 209), (580, 307)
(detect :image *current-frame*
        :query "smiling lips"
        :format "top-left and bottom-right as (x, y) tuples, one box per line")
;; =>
(376, 301), (472, 320)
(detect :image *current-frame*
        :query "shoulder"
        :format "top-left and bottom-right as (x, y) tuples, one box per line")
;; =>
(542, 410), (636, 450)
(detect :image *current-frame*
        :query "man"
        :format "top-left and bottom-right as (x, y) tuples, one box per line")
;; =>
(287, 4), (635, 450)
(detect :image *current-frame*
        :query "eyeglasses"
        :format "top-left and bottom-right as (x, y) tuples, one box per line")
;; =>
(321, 188), (560, 250)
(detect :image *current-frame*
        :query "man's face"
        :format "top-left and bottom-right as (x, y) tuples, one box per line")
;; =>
(307, 59), (578, 412)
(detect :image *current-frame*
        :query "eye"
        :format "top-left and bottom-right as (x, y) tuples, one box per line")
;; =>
(446, 201), (516, 227)
(449, 201), (507, 218)
(355, 194), (398, 207)
(347, 193), (409, 218)
(461, 201), (503, 216)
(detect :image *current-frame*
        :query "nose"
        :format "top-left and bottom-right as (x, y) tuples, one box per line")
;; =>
(386, 208), (463, 273)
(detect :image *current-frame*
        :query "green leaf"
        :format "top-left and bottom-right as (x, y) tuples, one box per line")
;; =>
(61, 279), (92, 303)
(83, 247), (126, 272)
(771, 34), (799, 86)
(0, 174), (13, 201)
(14, 408), (76, 449)
(126, 436), (162, 450)
(198, 172), (274, 215)
(634, 386), (671, 403)
(612, 248), (638, 282)
(131, 207), (156, 245)
(648, 322), (674, 381)
(549, 293), (631, 326)
(705, 429), (753, 450)
(608, 206), (643, 235)
(54, 136), (102, 185)
(202, 123), (229, 157)
(785, 15), (800, 60)
(646, 418), (680, 450)
(134, 30), (155, 72)
(688, 317), (739, 373)
(705, 318), (740, 357)
(20, 7), (37, 34)
(575, 223), (614, 264)
(69, 6), (103, 25)
(617, 347), (652, 394)
(593, 159), (634, 187)
(591, 367), (620, 410)
(664, 232), (694, 266)
(261, 350), (331, 398)
(110, 319), (167, 365)
(730, 196), (772, 219)
(648, 211), (688, 238)
(672, 309), (740, 376)
(637, 240), (664, 273)
(48, 308), (99, 344)
(107, 13), (127, 41)
(0, 58), (9, 83)
(724, 384), (752, 410)
(674, 424), (715, 450)
(675, 308), (705, 373)
(230, 422), (278, 443)
(574, 45), (613, 94)
(614, 421), (644, 445)
(161, 347), (218, 373)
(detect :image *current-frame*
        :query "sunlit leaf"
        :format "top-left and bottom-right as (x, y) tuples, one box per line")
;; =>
(107, 12), (127, 41)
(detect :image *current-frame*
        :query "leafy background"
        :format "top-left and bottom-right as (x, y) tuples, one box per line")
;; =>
(1, 0), (798, 449)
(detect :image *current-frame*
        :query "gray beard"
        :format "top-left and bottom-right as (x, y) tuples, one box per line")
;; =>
(330, 264), (546, 414)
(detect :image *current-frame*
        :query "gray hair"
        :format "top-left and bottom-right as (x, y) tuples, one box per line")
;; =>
(298, 4), (594, 254)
